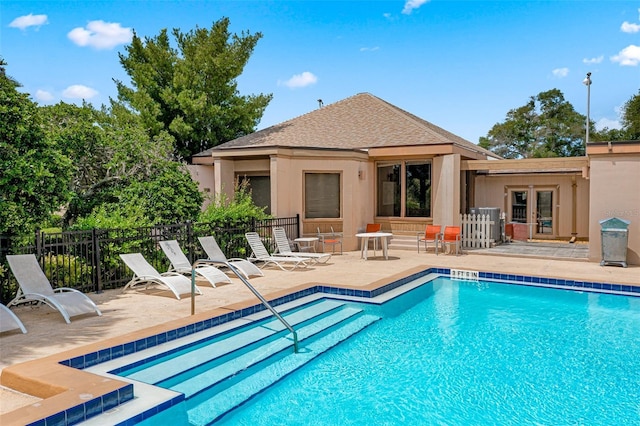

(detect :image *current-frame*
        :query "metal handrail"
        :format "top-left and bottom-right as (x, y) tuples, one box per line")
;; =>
(191, 259), (299, 353)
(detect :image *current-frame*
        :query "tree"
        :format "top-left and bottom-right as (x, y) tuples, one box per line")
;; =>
(0, 59), (72, 236)
(41, 100), (202, 227)
(114, 17), (272, 160)
(479, 89), (586, 158)
(620, 89), (640, 140)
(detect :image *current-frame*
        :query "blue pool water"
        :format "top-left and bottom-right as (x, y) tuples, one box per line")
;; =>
(134, 277), (640, 425)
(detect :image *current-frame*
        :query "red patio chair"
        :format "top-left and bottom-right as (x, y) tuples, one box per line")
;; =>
(417, 225), (442, 254)
(441, 226), (462, 256)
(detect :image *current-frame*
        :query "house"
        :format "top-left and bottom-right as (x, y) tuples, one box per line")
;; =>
(190, 93), (639, 265)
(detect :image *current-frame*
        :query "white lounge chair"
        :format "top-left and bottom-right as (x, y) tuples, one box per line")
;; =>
(244, 232), (308, 271)
(119, 253), (202, 300)
(0, 304), (27, 334)
(6, 254), (102, 324)
(272, 227), (331, 264)
(198, 235), (264, 279)
(159, 240), (231, 287)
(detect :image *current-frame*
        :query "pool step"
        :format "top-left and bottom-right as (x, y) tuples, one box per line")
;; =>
(186, 313), (381, 426)
(170, 306), (365, 398)
(125, 299), (346, 384)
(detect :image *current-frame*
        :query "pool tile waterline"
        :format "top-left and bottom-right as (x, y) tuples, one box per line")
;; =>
(45, 268), (638, 426)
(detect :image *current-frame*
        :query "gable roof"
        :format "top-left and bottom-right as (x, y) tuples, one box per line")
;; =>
(196, 92), (496, 158)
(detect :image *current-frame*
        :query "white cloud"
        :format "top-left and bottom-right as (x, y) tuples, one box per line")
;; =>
(383, 12), (393, 20)
(35, 90), (54, 102)
(552, 67), (569, 78)
(621, 21), (640, 33)
(596, 117), (622, 131)
(583, 56), (603, 64)
(402, 0), (429, 15)
(279, 72), (318, 89)
(611, 44), (640, 66)
(62, 85), (98, 99)
(360, 46), (380, 52)
(9, 13), (48, 30)
(68, 20), (132, 49)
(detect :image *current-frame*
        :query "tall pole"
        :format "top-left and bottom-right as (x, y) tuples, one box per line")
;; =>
(583, 72), (592, 145)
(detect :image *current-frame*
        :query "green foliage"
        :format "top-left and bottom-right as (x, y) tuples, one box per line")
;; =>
(117, 162), (203, 225)
(479, 89), (586, 158)
(71, 203), (153, 230)
(621, 89), (640, 140)
(199, 179), (269, 224)
(0, 59), (72, 236)
(42, 253), (93, 289)
(115, 17), (273, 159)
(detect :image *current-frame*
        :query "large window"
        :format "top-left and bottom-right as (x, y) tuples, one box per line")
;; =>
(377, 164), (401, 216)
(238, 175), (271, 215)
(305, 173), (341, 218)
(405, 161), (431, 217)
(376, 161), (432, 218)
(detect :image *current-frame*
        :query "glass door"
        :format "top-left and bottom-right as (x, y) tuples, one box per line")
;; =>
(534, 190), (554, 236)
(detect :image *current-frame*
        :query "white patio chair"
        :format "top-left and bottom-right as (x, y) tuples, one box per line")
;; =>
(198, 235), (264, 279)
(244, 232), (308, 271)
(0, 304), (27, 334)
(159, 240), (231, 287)
(272, 227), (331, 264)
(6, 254), (102, 324)
(119, 253), (202, 300)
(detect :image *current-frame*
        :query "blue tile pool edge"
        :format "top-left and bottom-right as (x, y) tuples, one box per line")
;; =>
(46, 267), (637, 426)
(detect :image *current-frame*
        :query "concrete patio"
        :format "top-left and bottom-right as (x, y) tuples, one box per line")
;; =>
(0, 247), (638, 421)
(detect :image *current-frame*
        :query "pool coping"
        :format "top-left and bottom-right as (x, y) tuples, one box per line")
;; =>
(1, 265), (638, 426)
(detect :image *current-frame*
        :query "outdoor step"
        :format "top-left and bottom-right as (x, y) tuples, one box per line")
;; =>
(186, 314), (381, 426)
(125, 299), (346, 384)
(388, 234), (418, 251)
(169, 306), (365, 398)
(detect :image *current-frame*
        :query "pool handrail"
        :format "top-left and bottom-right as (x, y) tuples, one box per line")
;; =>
(192, 259), (299, 353)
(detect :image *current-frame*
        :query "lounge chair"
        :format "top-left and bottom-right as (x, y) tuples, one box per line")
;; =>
(441, 226), (462, 256)
(272, 227), (331, 264)
(0, 304), (27, 334)
(6, 254), (102, 324)
(119, 253), (202, 299)
(245, 232), (308, 271)
(316, 227), (343, 254)
(198, 235), (264, 279)
(417, 224), (442, 253)
(159, 240), (232, 287)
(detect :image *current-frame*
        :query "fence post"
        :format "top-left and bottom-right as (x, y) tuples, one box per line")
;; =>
(186, 221), (194, 263)
(35, 229), (42, 258)
(296, 213), (301, 239)
(93, 228), (103, 293)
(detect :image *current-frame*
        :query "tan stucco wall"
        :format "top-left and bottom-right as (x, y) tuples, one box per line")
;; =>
(269, 154), (371, 250)
(588, 153), (640, 265)
(473, 173), (589, 240)
(186, 165), (215, 209)
(433, 154), (461, 226)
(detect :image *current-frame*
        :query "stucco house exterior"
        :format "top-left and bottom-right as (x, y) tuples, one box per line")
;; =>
(190, 93), (639, 265)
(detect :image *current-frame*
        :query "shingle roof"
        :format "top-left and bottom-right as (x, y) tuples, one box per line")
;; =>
(197, 92), (495, 157)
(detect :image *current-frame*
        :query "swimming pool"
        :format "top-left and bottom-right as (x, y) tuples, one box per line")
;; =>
(114, 274), (640, 425)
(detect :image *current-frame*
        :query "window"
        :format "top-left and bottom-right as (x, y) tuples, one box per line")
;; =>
(377, 163), (401, 216)
(238, 175), (271, 215)
(511, 191), (527, 223)
(305, 173), (341, 218)
(405, 161), (431, 217)
(376, 161), (431, 218)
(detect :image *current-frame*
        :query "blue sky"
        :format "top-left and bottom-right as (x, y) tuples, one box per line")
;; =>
(2, 1), (639, 143)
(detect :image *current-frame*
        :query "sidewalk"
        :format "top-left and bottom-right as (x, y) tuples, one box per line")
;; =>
(468, 240), (589, 260)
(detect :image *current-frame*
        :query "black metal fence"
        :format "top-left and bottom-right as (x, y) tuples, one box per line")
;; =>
(0, 216), (300, 304)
